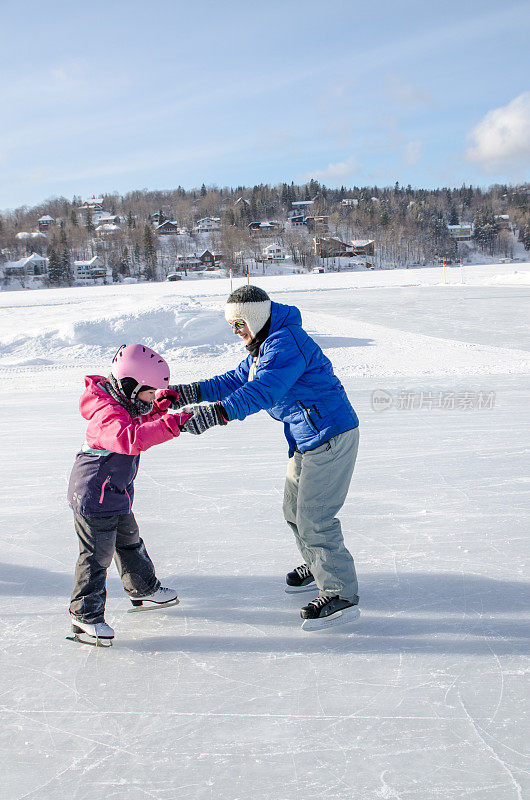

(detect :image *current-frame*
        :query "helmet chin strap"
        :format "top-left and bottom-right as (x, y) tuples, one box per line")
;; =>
(129, 383), (141, 401)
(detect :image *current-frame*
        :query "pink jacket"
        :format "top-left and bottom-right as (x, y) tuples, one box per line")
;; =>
(81, 375), (187, 455)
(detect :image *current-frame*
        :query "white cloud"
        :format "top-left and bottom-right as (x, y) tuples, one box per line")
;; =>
(299, 157), (361, 184)
(466, 92), (530, 169)
(403, 140), (422, 165)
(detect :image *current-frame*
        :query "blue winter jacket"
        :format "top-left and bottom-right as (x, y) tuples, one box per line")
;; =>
(200, 301), (359, 456)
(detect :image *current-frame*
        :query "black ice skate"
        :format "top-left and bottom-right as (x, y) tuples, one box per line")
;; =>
(300, 595), (360, 631)
(67, 616), (114, 647)
(285, 563), (317, 594)
(127, 586), (179, 612)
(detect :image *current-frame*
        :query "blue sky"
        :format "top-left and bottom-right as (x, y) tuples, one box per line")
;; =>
(2, 0), (529, 210)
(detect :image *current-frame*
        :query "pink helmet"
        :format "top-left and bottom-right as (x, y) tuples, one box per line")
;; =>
(111, 344), (170, 395)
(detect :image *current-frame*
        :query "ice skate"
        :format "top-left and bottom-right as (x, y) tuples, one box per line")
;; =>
(127, 585), (179, 612)
(285, 563), (317, 593)
(67, 616), (114, 647)
(300, 595), (360, 632)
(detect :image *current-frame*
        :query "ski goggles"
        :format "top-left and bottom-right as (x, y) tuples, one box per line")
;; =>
(228, 319), (247, 330)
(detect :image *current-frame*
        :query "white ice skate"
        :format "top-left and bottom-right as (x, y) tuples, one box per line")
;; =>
(67, 616), (114, 647)
(127, 586), (179, 613)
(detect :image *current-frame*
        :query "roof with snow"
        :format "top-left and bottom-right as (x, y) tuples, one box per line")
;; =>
(5, 253), (48, 268)
(73, 256), (100, 267)
(15, 231), (47, 239)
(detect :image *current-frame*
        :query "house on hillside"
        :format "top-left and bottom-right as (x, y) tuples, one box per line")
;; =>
(150, 211), (167, 225)
(73, 255), (106, 281)
(176, 254), (203, 270)
(248, 221), (284, 236)
(447, 224), (473, 240)
(313, 237), (354, 258)
(194, 217), (221, 233)
(155, 220), (180, 235)
(341, 199), (359, 207)
(495, 215), (510, 229)
(304, 216), (329, 232)
(4, 253), (48, 277)
(262, 244), (286, 261)
(79, 197), (104, 212)
(92, 212), (120, 226)
(288, 213), (306, 227)
(38, 215), (55, 230)
(95, 223), (121, 235)
(351, 239), (375, 257)
(198, 250), (222, 267)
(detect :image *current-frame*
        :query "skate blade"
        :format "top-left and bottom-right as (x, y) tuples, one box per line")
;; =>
(285, 582), (317, 594)
(66, 633), (113, 647)
(301, 606), (361, 632)
(127, 598), (179, 613)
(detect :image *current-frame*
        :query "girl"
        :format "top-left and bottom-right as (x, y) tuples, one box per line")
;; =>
(67, 344), (191, 646)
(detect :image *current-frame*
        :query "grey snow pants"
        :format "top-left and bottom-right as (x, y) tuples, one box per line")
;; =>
(283, 427), (359, 602)
(70, 512), (159, 623)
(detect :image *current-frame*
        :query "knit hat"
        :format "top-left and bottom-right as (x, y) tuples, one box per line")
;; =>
(224, 285), (272, 337)
(118, 377), (154, 400)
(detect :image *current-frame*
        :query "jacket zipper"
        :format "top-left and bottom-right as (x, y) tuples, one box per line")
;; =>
(125, 461), (139, 513)
(299, 402), (318, 432)
(98, 475), (111, 504)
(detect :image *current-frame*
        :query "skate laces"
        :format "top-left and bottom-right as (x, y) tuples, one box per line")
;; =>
(295, 564), (312, 579)
(309, 595), (333, 609)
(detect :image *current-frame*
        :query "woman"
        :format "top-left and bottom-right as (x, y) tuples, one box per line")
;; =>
(167, 285), (360, 630)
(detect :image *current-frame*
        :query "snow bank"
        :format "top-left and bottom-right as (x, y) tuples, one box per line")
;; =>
(0, 298), (236, 367)
(1, 262), (529, 375)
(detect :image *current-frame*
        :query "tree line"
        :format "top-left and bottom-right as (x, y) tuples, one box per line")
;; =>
(1, 180), (529, 285)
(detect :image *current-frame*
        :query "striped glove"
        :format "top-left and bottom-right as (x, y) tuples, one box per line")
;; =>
(181, 403), (228, 435)
(163, 383), (202, 408)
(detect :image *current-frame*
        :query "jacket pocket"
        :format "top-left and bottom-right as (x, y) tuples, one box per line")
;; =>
(298, 402), (319, 432)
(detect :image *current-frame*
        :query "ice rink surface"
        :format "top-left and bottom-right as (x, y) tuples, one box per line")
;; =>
(0, 265), (529, 799)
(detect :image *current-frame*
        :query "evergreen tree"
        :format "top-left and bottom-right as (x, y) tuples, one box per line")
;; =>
(143, 224), (158, 281)
(519, 220), (530, 250)
(120, 247), (131, 275)
(380, 208), (390, 227)
(61, 247), (73, 286)
(47, 247), (62, 286)
(127, 210), (135, 229)
(448, 206), (459, 225)
(133, 242), (141, 276)
(200, 183), (207, 197)
(84, 208), (95, 232)
(473, 208), (498, 253)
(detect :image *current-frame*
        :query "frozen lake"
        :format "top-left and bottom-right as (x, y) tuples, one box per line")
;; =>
(0, 266), (529, 800)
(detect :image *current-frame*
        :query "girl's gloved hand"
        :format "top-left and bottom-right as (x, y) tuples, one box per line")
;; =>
(161, 411), (194, 436)
(154, 389), (180, 412)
